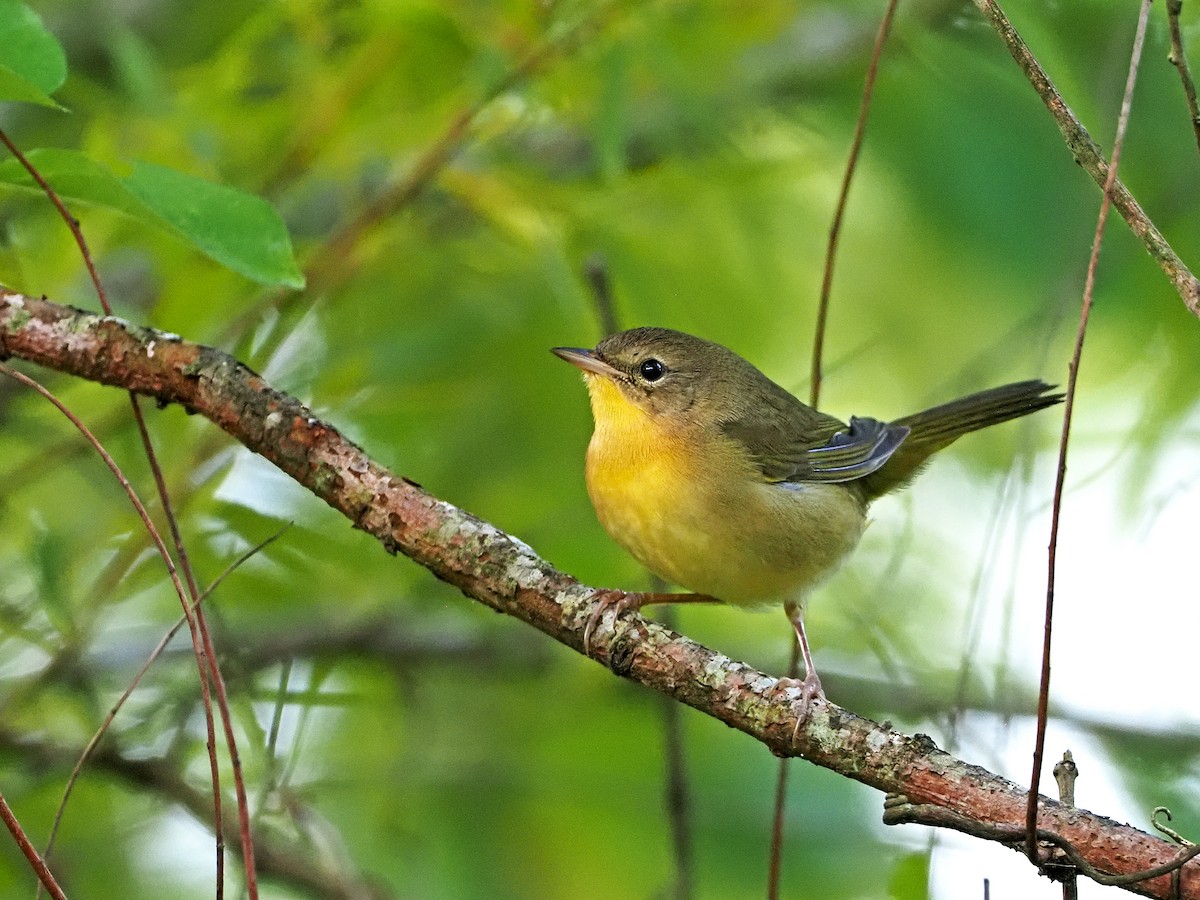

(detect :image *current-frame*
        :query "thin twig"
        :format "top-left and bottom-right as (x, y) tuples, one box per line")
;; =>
(41, 526), (289, 871)
(125, 400), (236, 898)
(0, 367), (194, 645)
(973, 0), (1200, 317)
(2, 729), (388, 900)
(766, 638), (797, 900)
(887, 795), (1200, 888)
(0, 790), (66, 900)
(810, 0), (899, 409)
(774, 3), (900, 894)
(136, 415), (260, 899)
(0, 125), (249, 899)
(0, 129), (112, 315)
(0, 364), (203, 888)
(252, 658), (295, 832)
(659, 609), (694, 900)
(1026, 0), (1152, 864)
(1166, 0), (1200, 155)
(1053, 752), (1080, 899)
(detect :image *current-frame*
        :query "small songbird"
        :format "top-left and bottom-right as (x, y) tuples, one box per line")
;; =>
(554, 327), (1061, 724)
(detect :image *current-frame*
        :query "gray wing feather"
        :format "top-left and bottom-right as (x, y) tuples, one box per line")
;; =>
(797, 417), (909, 483)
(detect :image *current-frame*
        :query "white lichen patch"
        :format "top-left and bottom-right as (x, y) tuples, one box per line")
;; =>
(506, 550), (545, 590)
(773, 681), (804, 703)
(65, 320), (105, 354)
(431, 498), (477, 544)
(555, 584), (594, 614)
(506, 534), (537, 557)
(749, 673), (779, 694)
(433, 502), (542, 564)
(699, 654), (734, 685)
(866, 729), (892, 754)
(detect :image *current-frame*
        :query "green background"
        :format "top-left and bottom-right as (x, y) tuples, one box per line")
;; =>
(1, 1), (1198, 897)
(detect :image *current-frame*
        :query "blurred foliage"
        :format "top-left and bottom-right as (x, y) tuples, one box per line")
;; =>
(1, 1), (1199, 898)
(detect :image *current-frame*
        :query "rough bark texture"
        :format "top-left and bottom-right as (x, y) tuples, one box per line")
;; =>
(1, 288), (1196, 898)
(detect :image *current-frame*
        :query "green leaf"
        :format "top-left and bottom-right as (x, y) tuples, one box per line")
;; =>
(0, 62), (62, 108)
(124, 161), (305, 289)
(0, 148), (150, 214)
(0, 150), (305, 289)
(0, 0), (67, 104)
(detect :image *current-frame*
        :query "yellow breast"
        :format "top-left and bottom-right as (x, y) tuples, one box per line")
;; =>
(582, 376), (867, 605)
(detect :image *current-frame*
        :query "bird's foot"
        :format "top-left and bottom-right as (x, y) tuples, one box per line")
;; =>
(776, 669), (826, 739)
(583, 590), (645, 655)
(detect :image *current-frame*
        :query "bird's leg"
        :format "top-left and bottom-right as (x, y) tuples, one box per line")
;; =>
(583, 590), (721, 654)
(779, 599), (826, 733)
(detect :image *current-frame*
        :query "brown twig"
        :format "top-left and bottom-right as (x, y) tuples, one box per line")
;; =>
(0, 728), (390, 900)
(0, 790), (66, 900)
(1166, 0), (1200, 155)
(128, 400), (239, 898)
(0, 363), (198, 894)
(886, 794), (1200, 889)
(766, 633), (801, 900)
(0, 129), (112, 315)
(1053, 752), (1080, 899)
(0, 125), (253, 899)
(41, 526), (288, 873)
(659, 607), (695, 900)
(1026, 0), (1152, 865)
(774, 3), (901, 893)
(6, 292), (1200, 897)
(972, 0), (1200, 317)
(809, 0), (899, 410)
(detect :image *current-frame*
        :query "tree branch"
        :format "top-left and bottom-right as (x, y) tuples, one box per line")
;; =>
(973, 0), (1200, 318)
(1, 289), (1197, 898)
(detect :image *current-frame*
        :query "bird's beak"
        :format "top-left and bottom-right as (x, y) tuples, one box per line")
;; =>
(551, 346), (622, 379)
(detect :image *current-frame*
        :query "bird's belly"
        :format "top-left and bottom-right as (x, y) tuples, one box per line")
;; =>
(586, 439), (867, 605)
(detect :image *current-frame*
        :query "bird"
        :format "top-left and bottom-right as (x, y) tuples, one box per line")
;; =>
(553, 326), (1063, 726)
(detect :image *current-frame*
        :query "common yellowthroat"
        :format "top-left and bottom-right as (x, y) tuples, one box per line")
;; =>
(554, 327), (1062, 722)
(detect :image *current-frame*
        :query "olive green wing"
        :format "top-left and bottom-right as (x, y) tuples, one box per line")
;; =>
(721, 400), (910, 485)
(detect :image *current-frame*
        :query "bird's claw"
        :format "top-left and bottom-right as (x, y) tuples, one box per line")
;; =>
(776, 670), (826, 740)
(583, 590), (644, 655)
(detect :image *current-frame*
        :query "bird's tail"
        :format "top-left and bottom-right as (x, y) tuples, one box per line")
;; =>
(859, 380), (1063, 500)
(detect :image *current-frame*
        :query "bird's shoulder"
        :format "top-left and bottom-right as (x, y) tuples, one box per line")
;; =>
(717, 379), (908, 485)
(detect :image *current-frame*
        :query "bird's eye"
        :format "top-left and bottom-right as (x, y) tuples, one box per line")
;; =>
(638, 358), (666, 382)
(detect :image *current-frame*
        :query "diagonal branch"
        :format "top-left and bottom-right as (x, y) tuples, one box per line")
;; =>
(1166, 0), (1200, 156)
(1, 289), (1198, 898)
(973, 0), (1200, 317)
